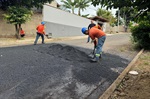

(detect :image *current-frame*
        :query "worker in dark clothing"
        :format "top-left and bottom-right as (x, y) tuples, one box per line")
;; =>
(88, 20), (96, 30)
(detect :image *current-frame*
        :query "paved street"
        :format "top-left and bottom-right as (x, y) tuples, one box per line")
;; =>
(0, 33), (138, 99)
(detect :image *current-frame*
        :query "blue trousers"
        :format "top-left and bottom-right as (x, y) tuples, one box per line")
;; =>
(95, 36), (106, 57)
(34, 32), (44, 44)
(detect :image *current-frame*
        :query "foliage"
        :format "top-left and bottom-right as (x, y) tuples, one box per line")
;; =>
(136, 12), (150, 22)
(61, 0), (77, 14)
(61, 0), (90, 16)
(113, 18), (123, 26)
(3, 6), (33, 25)
(3, 6), (33, 38)
(91, 0), (150, 18)
(96, 8), (116, 26)
(81, 14), (89, 18)
(116, 7), (138, 26)
(0, 0), (53, 10)
(131, 20), (150, 49)
(76, 0), (90, 16)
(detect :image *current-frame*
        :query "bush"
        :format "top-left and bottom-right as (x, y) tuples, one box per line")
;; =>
(131, 21), (150, 50)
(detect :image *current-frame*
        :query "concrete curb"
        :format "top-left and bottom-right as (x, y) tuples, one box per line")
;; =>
(99, 49), (144, 99)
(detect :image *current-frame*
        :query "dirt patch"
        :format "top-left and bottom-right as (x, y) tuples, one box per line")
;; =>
(109, 51), (150, 99)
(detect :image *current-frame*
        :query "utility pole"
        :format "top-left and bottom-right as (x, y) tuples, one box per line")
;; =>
(117, 9), (120, 33)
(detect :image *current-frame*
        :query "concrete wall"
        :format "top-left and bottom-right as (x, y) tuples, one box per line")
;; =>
(43, 5), (91, 38)
(45, 22), (82, 38)
(105, 23), (128, 33)
(0, 10), (16, 37)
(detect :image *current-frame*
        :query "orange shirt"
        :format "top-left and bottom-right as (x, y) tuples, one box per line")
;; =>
(36, 24), (45, 34)
(89, 27), (106, 40)
(20, 30), (25, 35)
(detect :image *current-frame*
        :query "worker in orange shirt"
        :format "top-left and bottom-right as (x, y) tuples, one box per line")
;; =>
(87, 21), (103, 43)
(81, 27), (106, 62)
(34, 21), (46, 45)
(20, 28), (25, 38)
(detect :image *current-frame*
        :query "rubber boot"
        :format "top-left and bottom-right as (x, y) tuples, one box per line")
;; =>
(88, 53), (95, 58)
(90, 56), (99, 62)
(99, 52), (102, 58)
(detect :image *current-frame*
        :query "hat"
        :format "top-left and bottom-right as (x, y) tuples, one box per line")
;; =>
(81, 27), (88, 34)
(41, 21), (45, 25)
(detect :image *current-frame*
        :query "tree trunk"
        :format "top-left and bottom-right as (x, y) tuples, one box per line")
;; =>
(72, 7), (74, 14)
(15, 24), (21, 39)
(78, 8), (81, 16)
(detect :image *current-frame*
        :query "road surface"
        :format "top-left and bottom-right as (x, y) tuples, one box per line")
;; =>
(0, 33), (138, 99)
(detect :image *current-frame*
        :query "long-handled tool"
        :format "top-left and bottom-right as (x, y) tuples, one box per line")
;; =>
(88, 47), (96, 58)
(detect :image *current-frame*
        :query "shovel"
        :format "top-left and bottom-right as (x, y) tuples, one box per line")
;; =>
(88, 47), (96, 58)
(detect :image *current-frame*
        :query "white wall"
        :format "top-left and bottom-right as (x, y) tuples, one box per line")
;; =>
(43, 5), (90, 27)
(43, 5), (91, 37)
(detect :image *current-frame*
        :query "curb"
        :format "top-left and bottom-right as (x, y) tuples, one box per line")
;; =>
(0, 33), (119, 48)
(99, 49), (144, 99)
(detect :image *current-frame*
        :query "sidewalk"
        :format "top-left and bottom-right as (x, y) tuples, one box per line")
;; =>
(0, 33), (120, 48)
(0, 36), (88, 47)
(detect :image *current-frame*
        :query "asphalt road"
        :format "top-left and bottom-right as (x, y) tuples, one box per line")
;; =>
(0, 33), (138, 99)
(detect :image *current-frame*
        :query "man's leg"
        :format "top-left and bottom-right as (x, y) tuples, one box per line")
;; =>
(34, 33), (40, 45)
(91, 36), (106, 62)
(96, 36), (106, 58)
(41, 34), (45, 44)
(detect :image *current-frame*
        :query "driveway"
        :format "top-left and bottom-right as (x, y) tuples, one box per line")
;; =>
(0, 33), (138, 99)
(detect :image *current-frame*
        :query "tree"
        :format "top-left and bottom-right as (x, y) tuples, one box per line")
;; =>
(91, 0), (150, 18)
(0, 0), (54, 10)
(76, 0), (90, 16)
(61, 0), (90, 16)
(131, 19), (150, 49)
(61, 0), (77, 14)
(115, 7), (138, 32)
(3, 6), (33, 38)
(0, 0), (53, 38)
(96, 8), (115, 26)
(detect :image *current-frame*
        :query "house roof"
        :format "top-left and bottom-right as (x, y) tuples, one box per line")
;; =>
(89, 16), (109, 22)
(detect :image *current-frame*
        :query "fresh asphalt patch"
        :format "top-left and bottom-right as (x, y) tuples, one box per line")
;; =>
(0, 43), (132, 99)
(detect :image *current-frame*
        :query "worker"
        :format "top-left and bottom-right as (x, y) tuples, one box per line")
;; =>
(97, 22), (103, 30)
(81, 27), (106, 62)
(88, 20), (96, 30)
(20, 28), (25, 38)
(34, 21), (46, 45)
(87, 21), (103, 43)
